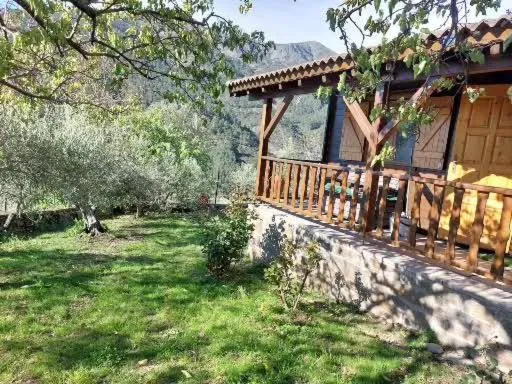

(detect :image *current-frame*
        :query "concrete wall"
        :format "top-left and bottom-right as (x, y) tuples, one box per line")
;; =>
(250, 204), (512, 370)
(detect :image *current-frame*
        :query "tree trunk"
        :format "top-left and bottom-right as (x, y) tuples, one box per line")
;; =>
(3, 212), (15, 231)
(79, 205), (105, 236)
(135, 204), (144, 218)
(3, 201), (21, 231)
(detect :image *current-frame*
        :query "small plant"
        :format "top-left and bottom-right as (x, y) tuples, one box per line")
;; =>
(460, 338), (512, 384)
(265, 237), (322, 312)
(202, 195), (256, 277)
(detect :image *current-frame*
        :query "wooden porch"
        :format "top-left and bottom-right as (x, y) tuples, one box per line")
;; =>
(259, 156), (512, 285)
(228, 16), (512, 287)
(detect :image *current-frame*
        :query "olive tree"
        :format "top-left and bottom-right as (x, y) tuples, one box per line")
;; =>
(0, 103), (213, 234)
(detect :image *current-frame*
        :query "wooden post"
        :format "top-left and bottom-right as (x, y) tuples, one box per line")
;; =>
(307, 166), (317, 215)
(291, 164), (300, 209)
(361, 82), (388, 233)
(392, 178), (407, 246)
(326, 171), (339, 223)
(269, 162), (277, 201)
(337, 171), (349, 225)
(491, 195), (512, 280)
(298, 166), (309, 213)
(349, 172), (361, 229)
(263, 160), (271, 198)
(467, 191), (489, 272)
(255, 98), (273, 197)
(445, 187), (465, 263)
(276, 163), (283, 204)
(375, 176), (390, 238)
(425, 184), (445, 258)
(408, 181), (424, 248)
(317, 168), (327, 219)
(282, 163), (292, 207)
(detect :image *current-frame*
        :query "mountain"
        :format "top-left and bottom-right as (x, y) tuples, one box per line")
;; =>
(224, 41), (336, 162)
(229, 41), (336, 78)
(247, 41), (336, 73)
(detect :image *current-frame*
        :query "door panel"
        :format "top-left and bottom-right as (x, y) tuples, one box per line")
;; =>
(340, 102), (368, 162)
(405, 96), (454, 229)
(412, 97), (453, 170)
(439, 85), (512, 251)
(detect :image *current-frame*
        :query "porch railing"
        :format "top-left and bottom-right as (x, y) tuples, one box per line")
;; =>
(259, 156), (512, 285)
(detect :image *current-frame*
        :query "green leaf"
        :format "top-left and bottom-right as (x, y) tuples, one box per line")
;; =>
(468, 50), (485, 65)
(504, 35), (512, 52)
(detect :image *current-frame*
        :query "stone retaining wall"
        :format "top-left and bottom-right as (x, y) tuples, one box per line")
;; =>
(250, 204), (512, 370)
(0, 208), (79, 233)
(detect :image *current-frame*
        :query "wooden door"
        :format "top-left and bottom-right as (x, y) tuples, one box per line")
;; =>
(340, 103), (368, 162)
(439, 84), (512, 250)
(400, 96), (453, 229)
(412, 97), (453, 170)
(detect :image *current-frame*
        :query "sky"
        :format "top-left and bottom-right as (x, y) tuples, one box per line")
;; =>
(213, 0), (510, 53)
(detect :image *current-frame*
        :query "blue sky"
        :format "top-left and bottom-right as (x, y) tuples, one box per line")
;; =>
(213, 0), (510, 52)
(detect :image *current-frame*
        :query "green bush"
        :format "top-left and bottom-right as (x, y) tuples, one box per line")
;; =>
(202, 198), (256, 277)
(265, 237), (322, 312)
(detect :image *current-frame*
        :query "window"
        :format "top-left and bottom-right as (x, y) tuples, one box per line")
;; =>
(394, 132), (416, 165)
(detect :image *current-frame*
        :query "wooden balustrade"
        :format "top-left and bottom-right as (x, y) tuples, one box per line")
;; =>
(259, 156), (512, 285)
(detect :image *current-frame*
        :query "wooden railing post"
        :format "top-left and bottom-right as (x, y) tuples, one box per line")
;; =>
(269, 162), (277, 201)
(349, 172), (361, 229)
(263, 160), (271, 198)
(425, 184), (445, 258)
(275, 163), (283, 203)
(392, 178), (407, 246)
(337, 171), (349, 226)
(375, 175), (390, 238)
(467, 191), (489, 272)
(445, 187), (465, 263)
(299, 166), (309, 213)
(255, 99), (273, 197)
(307, 166), (318, 216)
(317, 167), (327, 219)
(282, 163), (292, 207)
(408, 181), (424, 248)
(327, 171), (339, 223)
(291, 165), (301, 209)
(491, 195), (512, 280)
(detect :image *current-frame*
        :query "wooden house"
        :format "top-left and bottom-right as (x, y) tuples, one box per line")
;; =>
(228, 16), (512, 284)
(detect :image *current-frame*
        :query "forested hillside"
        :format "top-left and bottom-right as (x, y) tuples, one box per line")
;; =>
(223, 41), (335, 162)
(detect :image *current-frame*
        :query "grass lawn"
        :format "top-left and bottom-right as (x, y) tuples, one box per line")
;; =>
(0, 215), (468, 384)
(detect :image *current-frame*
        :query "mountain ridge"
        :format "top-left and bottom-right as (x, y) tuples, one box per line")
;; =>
(231, 40), (337, 78)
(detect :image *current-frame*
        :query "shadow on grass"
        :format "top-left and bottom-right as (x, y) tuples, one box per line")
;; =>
(0, 215), (451, 383)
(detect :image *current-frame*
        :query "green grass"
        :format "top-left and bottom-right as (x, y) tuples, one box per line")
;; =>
(0, 215), (466, 384)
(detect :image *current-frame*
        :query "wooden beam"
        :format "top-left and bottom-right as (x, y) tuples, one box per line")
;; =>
(342, 97), (377, 151)
(360, 81), (388, 233)
(263, 95), (294, 139)
(392, 55), (512, 82)
(377, 78), (436, 145)
(255, 98), (273, 196)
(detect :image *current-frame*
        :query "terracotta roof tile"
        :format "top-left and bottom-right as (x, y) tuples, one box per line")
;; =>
(228, 15), (512, 94)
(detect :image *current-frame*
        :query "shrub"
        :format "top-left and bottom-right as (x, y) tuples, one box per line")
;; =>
(202, 197), (256, 277)
(265, 237), (322, 312)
